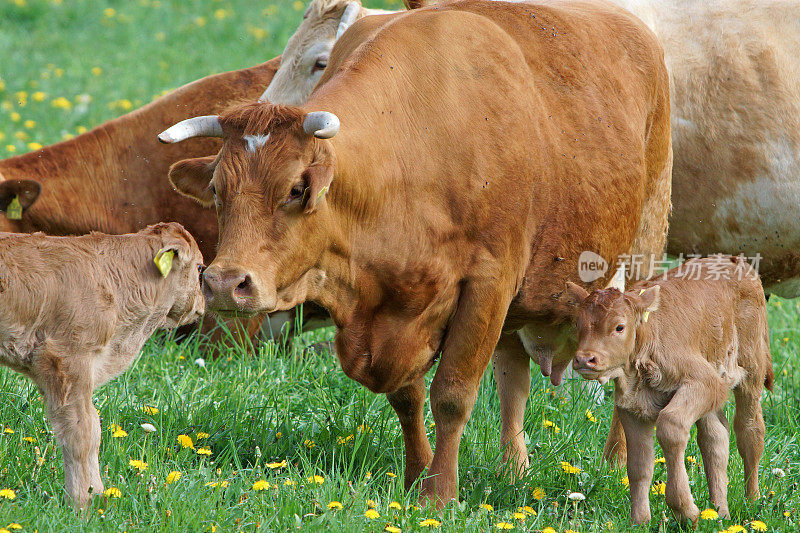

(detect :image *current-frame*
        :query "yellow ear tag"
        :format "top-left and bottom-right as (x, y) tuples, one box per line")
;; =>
(638, 289), (646, 295)
(6, 195), (22, 220)
(643, 310), (650, 323)
(316, 185), (329, 201)
(154, 250), (174, 278)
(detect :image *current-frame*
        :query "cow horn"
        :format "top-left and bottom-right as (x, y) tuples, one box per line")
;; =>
(303, 111), (340, 139)
(605, 263), (626, 291)
(158, 116), (223, 144)
(336, 2), (361, 39)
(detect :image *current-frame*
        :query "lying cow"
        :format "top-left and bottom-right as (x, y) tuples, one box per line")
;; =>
(160, 0), (672, 505)
(0, 223), (204, 509)
(566, 256), (772, 525)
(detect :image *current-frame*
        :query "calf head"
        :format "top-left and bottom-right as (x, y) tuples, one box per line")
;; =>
(159, 103), (339, 317)
(565, 281), (660, 383)
(144, 222), (206, 327)
(259, 0), (363, 106)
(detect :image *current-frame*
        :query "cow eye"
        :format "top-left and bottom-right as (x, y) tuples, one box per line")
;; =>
(312, 58), (328, 73)
(615, 324), (625, 332)
(289, 182), (306, 201)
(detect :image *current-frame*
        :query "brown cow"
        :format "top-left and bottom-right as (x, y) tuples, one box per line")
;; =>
(565, 256), (772, 525)
(160, 0), (672, 505)
(0, 223), (204, 509)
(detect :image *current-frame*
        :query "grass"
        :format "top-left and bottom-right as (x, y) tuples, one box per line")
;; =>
(1, 0), (799, 531)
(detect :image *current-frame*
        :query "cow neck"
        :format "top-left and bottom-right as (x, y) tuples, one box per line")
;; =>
(0, 129), (123, 235)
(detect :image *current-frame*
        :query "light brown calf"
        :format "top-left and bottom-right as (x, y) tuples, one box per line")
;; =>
(0, 223), (204, 509)
(566, 256), (773, 526)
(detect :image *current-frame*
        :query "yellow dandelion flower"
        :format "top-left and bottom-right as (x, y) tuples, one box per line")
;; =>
(513, 512), (526, 520)
(542, 418), (560, 433)
(141, 405), (158, 415)
(266, 460), (287, 469)
(76, 126), (87, 134)
(304, 439), (316, 449)
(366, 500), (377, 508)
(14, 132), (28, 141)
(385, 526), (401, 533)
(23, 436), (35, 443)
(621, 475), (629, 487)
(177, 435), (194, 449)
(292, 0), (304, 11)
(784, 511), (791, 517)
(327, 501), (343, 510)
(585, 409), (598, 423)
(276, 432), (283, 439)
(480, 503), (494, 512)
(51, 97), (72, 110)
(532, 487), (546, 500)
(651, 482), (665, 495)
(654, 457), (665, 464)
(541, 528), (556, 533)
(686, 456), (696, 464)
(0, 80), (4, 91)
(3, 428), (14, 434)
(104, 487), (121, 498)
(6, 145), (16, 152)
(213, 8), (228, 19)
(10, 112), (20, 122)
(389, 501), (402, 510)
(252, 480), (269, 491)
(307, 475), (324, 484)
(129, 459), (148, 471)
(522, 505), (536, 515)
(0, 528), (10, 533)
(194, 16), (207, 27)
(560, 461), (581, 474)
(7, 525), (22, 530)
(419, 518), (441, 527)
(495, 522), (514, 530)
(166, 471), (181, 484)
(103, 8), (116, 17)
(727, 526), (745, 532)
(365, 471), (372, 479)
(749, 521), (767, 532)
(365, 509), (380, 519)
(91, 67), (102, 76)
(700, 508), (718, 520)
(112, 428), (128, 438)
(196, 432), (210, 440)
(31, 92), (45, 102)
(0, 489), (16, 500)
(196, 447), (212, 456)
(386, 472), (397, 478)
(283, 478), (294, 486)
(565, 530), (580, 533)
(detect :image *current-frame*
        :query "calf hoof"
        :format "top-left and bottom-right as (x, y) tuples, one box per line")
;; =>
(672, 504), (700, 529)
(499, 446), (529, 481)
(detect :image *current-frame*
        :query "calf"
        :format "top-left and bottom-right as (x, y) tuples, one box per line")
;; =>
(0, 223), (204, 509)
(565, 256), (773, 525)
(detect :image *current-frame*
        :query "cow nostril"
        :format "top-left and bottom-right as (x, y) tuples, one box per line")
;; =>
(234, 274), (253, 297)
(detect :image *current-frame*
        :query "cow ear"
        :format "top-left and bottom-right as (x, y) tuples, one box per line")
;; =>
(0, 179), (41, 213)
(301, 163), (334, 214)
(168, 156), (217, 207)
(563, 281), (590, 307)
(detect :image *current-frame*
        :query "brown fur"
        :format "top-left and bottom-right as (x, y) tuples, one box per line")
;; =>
(0, 223), (204, 509)
(568, 256), (772, 525)
(168, 0), (671, 506)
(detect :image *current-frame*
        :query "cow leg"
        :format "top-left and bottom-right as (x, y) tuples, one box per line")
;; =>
(492, 333), (530, 478)
(656, 378), (725, 526)
(420, 277), (514, 507)
(387, 376), (433, 490)
(696, 410), (730, 517)
(618, 408), (654, 525)
(733, 378), (765, 500)
(42, 376), (103, 510)
(603, 405), (628, 466)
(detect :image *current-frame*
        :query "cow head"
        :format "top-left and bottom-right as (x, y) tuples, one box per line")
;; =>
(259, 0), (363, 106)
(565, 281), (661, 384)
(159, 103), (339, 317)
(0, 179), (41, 223)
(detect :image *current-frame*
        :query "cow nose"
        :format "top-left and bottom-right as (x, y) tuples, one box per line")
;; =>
(202, 267), (256, 309)
(573, 351), (599, 370)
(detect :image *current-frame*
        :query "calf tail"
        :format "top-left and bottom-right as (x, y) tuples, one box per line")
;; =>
(763, 330), (774, 393)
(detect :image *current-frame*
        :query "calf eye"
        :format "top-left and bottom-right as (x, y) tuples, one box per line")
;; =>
(312, 58), (328, 73)
(615, 324), (625, 332)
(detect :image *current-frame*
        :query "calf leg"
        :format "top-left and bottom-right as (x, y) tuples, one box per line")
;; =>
(656, 378), (726, 526)
(387, 376), (433, 490)
(696, 411), (730, 517)
(733, 382), (765, 500)
(492, 333), (530, 478)
(43, 378), (103, 509)
(618, 408), (655, 525)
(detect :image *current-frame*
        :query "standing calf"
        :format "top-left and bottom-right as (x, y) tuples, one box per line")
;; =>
(0, 223), (204, 509)
(565, 256), (772, 526)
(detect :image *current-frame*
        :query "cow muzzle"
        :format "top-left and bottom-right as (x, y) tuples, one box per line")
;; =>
(202, 264), (269, 316)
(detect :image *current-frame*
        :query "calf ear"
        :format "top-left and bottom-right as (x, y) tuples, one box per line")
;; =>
(0, 179), (41, 213)
(168, 156), (217, 207)
(301, 163), (334, 214)
(563, 281), (590, 306)
(633, 285), (661, 314)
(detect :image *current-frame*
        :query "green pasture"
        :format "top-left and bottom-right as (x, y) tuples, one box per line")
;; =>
(1, 0), (798, 531)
